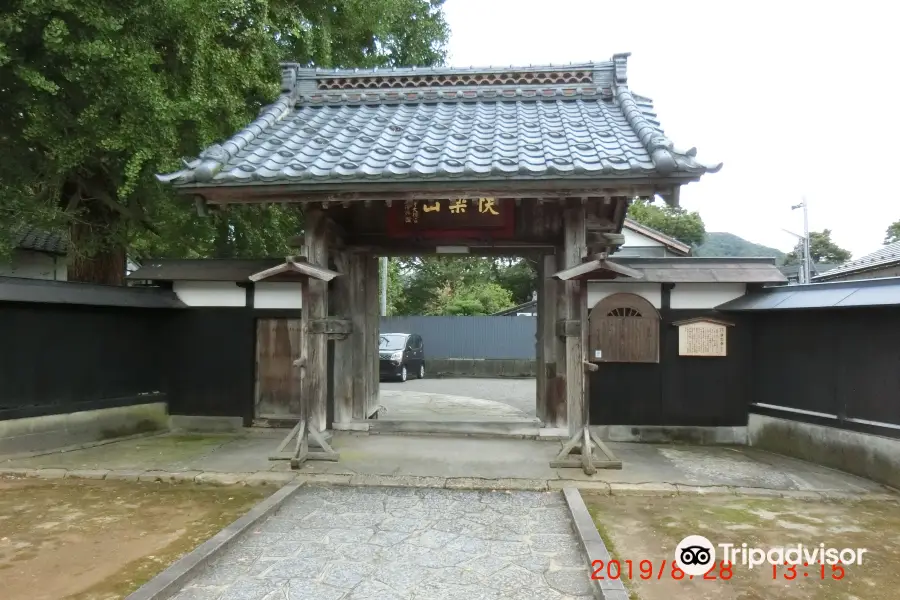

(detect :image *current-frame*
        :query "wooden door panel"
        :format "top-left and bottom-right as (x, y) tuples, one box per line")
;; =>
(255, 318), (303, 418)
(589, 293), (659, 363)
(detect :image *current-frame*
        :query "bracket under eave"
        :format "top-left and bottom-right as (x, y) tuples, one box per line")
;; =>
(552, 258), (644, 282)
(249, 256), (341, 282)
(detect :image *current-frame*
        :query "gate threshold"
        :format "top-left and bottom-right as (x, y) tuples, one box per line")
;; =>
(335, 417), (570, 440)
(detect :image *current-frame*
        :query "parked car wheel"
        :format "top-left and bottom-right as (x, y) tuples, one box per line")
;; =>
(399, 365), (407, 382)
(418, 364), (425, 379)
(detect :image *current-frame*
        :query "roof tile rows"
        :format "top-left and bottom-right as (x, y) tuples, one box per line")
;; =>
(158, 55), (721, 187)
(815, 241), (900, 281)
(13, 228), (67, 255)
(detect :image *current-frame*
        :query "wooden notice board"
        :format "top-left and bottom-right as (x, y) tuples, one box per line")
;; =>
(677, 320), (729, 357)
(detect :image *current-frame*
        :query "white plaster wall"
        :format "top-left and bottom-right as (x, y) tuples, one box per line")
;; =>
(622, 227), (663, 247)
(587, 282), (662, 309)
(254, 282), (303, 309)
(0, 250), (66, 281)
(670, 283), (746, 310)
(173, 281), (246, 307)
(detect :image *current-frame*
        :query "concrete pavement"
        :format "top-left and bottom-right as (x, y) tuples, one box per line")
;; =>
(1, 430), (890, 497)
(377, 390), (531, 421)
(381, 378), (536, 418)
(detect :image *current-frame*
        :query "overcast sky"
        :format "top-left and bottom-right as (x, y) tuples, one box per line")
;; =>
(442, 0), (898, 257)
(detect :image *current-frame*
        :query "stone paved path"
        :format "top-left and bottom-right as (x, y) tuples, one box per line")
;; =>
(174, 486), (594, 600)
(378, 390), (532, 421)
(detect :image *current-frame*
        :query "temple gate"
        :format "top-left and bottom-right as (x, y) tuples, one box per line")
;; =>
(157, 53), (719, 472)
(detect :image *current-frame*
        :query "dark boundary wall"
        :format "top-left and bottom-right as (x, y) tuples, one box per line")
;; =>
(588, 287), (751, 434)
(0, 279), (308, 430)
(164, 306), (304, 427)
(747, 307), (900, 438)
(0, 300), (170, 419)
(741, 305), (900, 488)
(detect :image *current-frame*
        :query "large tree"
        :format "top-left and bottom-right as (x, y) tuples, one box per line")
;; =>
(1, 0), (449, 282)
(783, 229), (852, 265)
(626, 197), (706, 247)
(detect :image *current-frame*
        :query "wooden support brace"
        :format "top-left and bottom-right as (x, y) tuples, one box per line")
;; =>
(268, 417), (341, 466)
(549, 426), (622, 472)
(267, 336), (340, 468)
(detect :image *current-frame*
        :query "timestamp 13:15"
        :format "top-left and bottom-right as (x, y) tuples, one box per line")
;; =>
(773, 563), (846, 580)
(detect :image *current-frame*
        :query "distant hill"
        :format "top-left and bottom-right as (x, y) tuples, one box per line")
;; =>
(693, 232), (787, 264)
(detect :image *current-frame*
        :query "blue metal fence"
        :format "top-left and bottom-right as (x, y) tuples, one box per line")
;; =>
(379, 316), (537, 359)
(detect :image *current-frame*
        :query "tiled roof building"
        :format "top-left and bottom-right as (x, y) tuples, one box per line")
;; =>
(814, 241), (900, 282)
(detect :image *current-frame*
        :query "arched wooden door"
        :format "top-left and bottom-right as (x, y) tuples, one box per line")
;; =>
(589, 293), (660, 363)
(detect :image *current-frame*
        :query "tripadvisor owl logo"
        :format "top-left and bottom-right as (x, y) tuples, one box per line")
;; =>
(675, 535), (716, 576)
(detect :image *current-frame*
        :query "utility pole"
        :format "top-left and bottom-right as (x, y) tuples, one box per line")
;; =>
(791, 198), (811, 284)
(380, 256), (388, 316)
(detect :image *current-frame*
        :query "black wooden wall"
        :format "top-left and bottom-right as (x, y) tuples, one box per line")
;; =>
(5, 280), (900, 436)
(0, 280), (318, 427)
(749, 307), (900, 436)
(0, 301), (169, 419)
(164, 306), (306, 427)
(163, 308), (257, 424)
(589, 308), (751, 427)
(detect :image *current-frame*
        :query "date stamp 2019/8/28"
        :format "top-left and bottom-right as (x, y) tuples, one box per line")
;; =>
(591, 559), (734, 581)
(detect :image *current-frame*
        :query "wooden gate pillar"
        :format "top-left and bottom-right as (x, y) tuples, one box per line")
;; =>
(537, 253), (563, 427)
(332, 249), (355, 425)
(331, 252), (379, 426)
(562, 203), (586, 436)
(548, 201), (623, 473)
(362, 255), (380, 417)
(302, 207), (329, 432)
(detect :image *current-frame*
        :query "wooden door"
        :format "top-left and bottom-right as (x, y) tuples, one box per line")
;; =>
(589, 293), (660, 363)
(254, 318), (303, 419)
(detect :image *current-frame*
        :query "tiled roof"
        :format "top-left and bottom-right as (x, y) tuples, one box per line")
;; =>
(0, 276), (185, 308)
(127, 259), (285, 282)
(599, 257), (786, 284)
(158, 54), (721, 188)
(813, 241), (900, 281)
(622, 218), (691, 255)
(718, 276), (900, 311)
(13, 228), (67, 255)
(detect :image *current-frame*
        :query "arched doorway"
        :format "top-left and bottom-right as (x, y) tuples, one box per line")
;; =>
(588, 293), (660, 363)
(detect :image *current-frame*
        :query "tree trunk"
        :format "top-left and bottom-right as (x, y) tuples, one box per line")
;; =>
(68, 199), (126, 286)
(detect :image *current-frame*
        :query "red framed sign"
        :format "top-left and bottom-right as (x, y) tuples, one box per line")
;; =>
(386, 198), (515, 240)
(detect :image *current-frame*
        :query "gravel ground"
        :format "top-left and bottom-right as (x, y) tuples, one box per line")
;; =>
(382, 378), (537, 417)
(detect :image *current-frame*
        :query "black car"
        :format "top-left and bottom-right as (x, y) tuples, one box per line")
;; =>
(379, 333), (425, 382)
